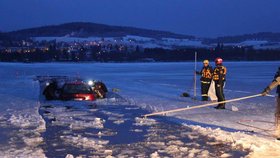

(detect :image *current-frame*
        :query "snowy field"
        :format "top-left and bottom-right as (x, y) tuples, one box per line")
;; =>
(0, 61), (279, 157)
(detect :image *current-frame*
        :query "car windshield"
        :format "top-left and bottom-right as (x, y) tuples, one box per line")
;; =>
(63, 84), (92, 94)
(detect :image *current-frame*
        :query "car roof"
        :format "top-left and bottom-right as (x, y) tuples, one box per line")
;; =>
(64, 81), (87, 85)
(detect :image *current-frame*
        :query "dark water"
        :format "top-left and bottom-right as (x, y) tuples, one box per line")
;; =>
(39, 102), (150, 157)
(38, 99), (249, 157)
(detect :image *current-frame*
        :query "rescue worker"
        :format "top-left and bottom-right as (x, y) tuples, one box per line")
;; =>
(43, 80), (58, 100)
(196, 60), (213, 101)
(91, 81), (108, 99)
(261, 67), (280, 139)
(213, 57), (227, 109)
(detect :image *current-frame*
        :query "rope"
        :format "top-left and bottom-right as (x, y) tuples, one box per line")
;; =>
(143, 94), (262, 118)
(236, 119), (276, 137)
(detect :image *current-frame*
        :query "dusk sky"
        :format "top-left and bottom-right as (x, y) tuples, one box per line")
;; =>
(0, 0), (280, 37)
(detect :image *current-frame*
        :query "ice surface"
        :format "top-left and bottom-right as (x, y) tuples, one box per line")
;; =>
(0, 61), (279, 157)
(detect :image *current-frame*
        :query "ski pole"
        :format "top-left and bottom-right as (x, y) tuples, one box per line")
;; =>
(143, 94), (262, 118)
(194, 51), (197, 99)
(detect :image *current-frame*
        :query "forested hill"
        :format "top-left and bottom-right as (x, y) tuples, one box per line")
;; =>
(6, 22), (195, 39)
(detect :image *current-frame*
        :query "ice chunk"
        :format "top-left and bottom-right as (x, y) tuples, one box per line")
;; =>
(65, 154), (74, 158)
(69, 117), (105, 130)
(23, 136), (44, 147)
(113, 119), (125, 125)
(150, 151), (160, 158)
(104, 150), (113, 156)
(220, 153), (232, 158)
(134, 117), (157, 126)
(60, 135), (109, 150)
(231, 106), (239, 112)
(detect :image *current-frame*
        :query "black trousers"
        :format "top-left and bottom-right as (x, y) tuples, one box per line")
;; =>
(215, 81), (225, 108)
(201, 81), (211, 101)
(276, 96), (280, 137)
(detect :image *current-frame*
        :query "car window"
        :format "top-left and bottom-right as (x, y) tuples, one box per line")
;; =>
(63, 84), (92, 94)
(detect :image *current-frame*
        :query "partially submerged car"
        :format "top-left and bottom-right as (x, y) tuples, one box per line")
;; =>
(40, 76), (108, 101)
(60, 82), (95, 101)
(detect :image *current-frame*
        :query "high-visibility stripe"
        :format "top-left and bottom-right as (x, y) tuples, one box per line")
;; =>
(201, 81), (210, 84)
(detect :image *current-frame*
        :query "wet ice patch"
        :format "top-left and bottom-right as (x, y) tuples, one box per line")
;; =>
(125, 107), (140, 110)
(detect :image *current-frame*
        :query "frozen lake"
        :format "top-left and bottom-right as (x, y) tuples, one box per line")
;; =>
(0, 61), (279, 157)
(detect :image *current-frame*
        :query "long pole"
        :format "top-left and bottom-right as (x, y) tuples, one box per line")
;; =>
(143, 94), (262, 118)
(194, 52), (197, 99)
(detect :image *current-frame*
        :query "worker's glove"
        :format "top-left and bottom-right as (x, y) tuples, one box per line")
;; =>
(261, 87), (270, 96)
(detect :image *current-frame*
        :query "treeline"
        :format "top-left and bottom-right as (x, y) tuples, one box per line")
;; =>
(140, 48), (280, 62)
(205, 32), (280, 44)
(0, 47), (279, 62)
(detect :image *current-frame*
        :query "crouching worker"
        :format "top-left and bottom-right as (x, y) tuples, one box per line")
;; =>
(262, 67), (280, 139)
(196, 60), (213, 101)
(92, 81), (108, 99)
(43, 80), (58, 100)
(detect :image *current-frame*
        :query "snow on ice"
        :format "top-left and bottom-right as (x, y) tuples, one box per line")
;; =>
(0, 61), (279, 157)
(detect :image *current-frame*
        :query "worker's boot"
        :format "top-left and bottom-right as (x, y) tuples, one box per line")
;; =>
(275, 114), (280, 140)
(214, 104), (225, 109)
(202, 96), (208, 101)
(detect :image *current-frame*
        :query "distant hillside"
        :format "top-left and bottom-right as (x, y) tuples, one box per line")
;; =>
(7, 22), (195, 39)
(4, 23), (280, 45)
(206, 32), (280, 44)
(0, 32), (13, 44)
(0, 32), (9, 40)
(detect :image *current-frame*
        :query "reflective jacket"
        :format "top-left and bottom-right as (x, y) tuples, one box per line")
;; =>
(198, 66), (213, 82)
(213, 65), (227, 83)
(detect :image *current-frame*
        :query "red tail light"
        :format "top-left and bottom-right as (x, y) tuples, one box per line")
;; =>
(74, 94), (95, 101)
